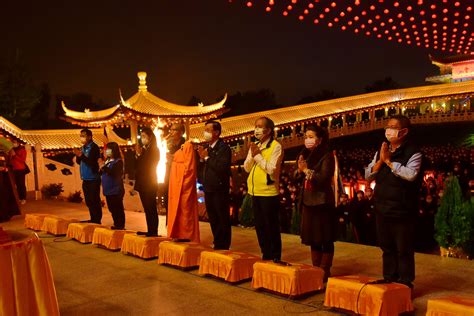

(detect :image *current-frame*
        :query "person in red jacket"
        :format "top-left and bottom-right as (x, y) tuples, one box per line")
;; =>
(9, 139), (27, 204)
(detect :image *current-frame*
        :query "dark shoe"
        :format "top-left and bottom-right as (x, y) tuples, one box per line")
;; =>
(172, 238), (190, 242)
(320, 252), (334, 282)
(80, 220), (91, 223)
(146, 233), (159, 237)
(111, 226), (124, 230)
(137, 231), (147, 236)
(311, 250), (323, 267)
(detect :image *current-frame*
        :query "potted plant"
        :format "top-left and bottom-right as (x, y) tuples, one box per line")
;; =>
(434, 176), (474, 259)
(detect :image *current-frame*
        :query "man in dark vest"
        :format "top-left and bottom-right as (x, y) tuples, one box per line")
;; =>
(365, 115), (422, 290)
(197, 120), (232, 250)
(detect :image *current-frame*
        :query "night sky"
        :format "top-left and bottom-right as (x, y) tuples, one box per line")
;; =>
(1, 0), (441, 107)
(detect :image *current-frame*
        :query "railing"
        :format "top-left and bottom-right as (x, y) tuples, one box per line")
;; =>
(231, 111), (474, 162)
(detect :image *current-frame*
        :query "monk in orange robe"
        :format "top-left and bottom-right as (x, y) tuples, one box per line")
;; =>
(167, 133), (200, 243)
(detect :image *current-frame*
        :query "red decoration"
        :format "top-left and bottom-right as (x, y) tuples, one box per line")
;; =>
(233, 0), (473, 54)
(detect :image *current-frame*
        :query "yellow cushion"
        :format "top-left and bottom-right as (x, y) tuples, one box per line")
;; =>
(427, 296), (474, 316)
(41, 216), (78, 236)
(67, 223), (103, 243)
(121, 234), (168, 259)
(199, 250), (260, 282)
(92, 228), (134, 250)
(158, 241), (210, 268)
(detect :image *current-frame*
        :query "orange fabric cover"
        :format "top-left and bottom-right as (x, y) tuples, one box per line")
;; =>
(92, 228), (134, 250)
(24, 214), (50, 231)
(167, 142), (200, 243)
(426, 296), (474, 316)
(0, 233), (59, 316)
(41, 216), (78, 235)
(121, 234), (168, 259)
(158, 241), (209, 268)
(66, 223), (103, 243)
(251, 261), (324, 296)
(199, 250), (261, 282)
(324, 275), (413, 316)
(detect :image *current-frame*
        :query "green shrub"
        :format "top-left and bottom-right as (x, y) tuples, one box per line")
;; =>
(41, 183), (64, 198)
(67, 191), (83, 203)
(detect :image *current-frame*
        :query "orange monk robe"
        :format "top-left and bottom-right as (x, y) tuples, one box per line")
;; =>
(167, 141), (200, 242)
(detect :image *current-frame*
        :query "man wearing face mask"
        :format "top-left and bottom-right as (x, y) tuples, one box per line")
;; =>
(73, 129), (102, 224)
(197, 121), (232, 249)
(365, 115), (423, 291)
(244, 117), (284, 261)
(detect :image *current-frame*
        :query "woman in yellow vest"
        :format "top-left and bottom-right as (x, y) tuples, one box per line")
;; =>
(297, 125), (336, 282)
(244, 117), (284, 261)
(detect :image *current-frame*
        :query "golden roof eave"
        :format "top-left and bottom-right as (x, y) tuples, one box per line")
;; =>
(121, 91), (227, 117)
(61, 101), (120, 122)
(189, 81), (474, 140)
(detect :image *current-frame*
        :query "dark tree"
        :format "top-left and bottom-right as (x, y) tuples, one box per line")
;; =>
(365, 76), (401, 93)
(0, 53), (39, 126)
(295, 89), (340, 105)
(30, 83), (51, 129)
(223, 89), (278, 118)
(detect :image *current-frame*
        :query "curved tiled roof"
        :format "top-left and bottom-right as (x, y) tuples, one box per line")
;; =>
(62, 72), (227, 124)
(189, 81), (474, 140)
(0, 117), (128, 150)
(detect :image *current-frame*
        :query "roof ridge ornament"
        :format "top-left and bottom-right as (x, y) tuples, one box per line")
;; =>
(137, 71), (147, 92)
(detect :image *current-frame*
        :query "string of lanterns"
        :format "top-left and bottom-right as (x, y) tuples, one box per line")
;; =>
(238, 0), (473, 54)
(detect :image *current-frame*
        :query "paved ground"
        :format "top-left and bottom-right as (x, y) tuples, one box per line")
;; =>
(2, 200), (474, 315)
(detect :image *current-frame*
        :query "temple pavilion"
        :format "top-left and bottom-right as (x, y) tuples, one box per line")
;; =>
(61, 72), (228, 143)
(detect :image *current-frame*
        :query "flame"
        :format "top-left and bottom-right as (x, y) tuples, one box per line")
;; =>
(153, 118), (168, 184)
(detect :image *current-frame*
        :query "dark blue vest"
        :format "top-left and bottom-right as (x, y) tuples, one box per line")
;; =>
(374, 141), (422, 217)
(101, 159), (124, 196)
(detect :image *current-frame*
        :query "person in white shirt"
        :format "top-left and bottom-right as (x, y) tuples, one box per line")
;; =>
(244, 117), (284, 261)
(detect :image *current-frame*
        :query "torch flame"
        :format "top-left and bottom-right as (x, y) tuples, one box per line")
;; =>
(153, 118), (168, 184)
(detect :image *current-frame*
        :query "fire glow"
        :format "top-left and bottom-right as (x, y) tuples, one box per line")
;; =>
(153, 118), (168, 184)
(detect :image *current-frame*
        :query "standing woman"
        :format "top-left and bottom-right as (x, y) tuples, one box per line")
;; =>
(100, 142), (125, 230)
(134, 127), (160, 237)
(10, 139), (28, 205)
(297, 125), (336, 282)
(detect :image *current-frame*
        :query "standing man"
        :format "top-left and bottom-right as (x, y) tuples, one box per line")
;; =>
(167, 123), (200, 243)
(365, 115), (422, 290)
(244, 117), (284, 261)
(74, 129), (102, 224)
(197, 121), (232, 250)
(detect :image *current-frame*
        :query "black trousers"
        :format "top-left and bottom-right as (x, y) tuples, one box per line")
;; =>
(205, 191), (231, 249)
(139, 188), (158, 235)
(376, 215), (415, 285)
(82, 180), (102, 224)
(13, 170), (26, 200)
(253, 195), (282, 260)
(106, 194), (125, 229)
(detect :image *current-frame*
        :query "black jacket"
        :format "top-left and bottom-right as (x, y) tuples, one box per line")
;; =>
(299, 150), (335, 207)
(134, 144), (160, 192)
(198, 139), (232, 192)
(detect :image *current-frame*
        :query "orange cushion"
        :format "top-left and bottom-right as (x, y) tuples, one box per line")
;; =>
(24, 214), (51, 231)
(158, 241), (210, 268)
(67, 223), (104, 243)
(41, 216), (78, 236)
(199, 250), (260, 282)
(121, 234), (168, 259)
(251, 261), (324, 296)
(324, 275), (413, 316)
(92, 228), (134, 250)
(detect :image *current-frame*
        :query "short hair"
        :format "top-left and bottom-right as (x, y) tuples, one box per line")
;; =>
(80, 129), (92, 137)
(390, 115), (411, 129)
(171, 123), (186, 134)
(140, 127), (156, 140)
(106, 142), (122, 159)
(256, 116), (275, 131)
(205, 120), (221, 136)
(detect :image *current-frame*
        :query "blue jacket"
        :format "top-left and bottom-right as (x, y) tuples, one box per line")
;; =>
(101, 159), (124, 196)
(76, 141), (100, 181)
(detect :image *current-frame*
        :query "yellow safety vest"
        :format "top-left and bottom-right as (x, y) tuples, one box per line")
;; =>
(247, 140), (282, 197)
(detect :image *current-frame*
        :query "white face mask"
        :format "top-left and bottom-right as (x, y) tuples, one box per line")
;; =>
(304, 138), (317, 149)
(254, 127), (264, 140)
(105, 149), (113, 158)
(80, 136), (87, 145)
(203, 131), (213, 142)
(385, 128), (399, 142)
